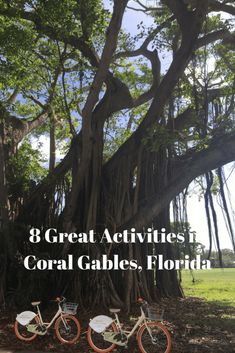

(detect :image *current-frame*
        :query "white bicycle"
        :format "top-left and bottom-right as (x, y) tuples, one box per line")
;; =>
(87, 298), (171, 353)
(14, 296), (80, 344)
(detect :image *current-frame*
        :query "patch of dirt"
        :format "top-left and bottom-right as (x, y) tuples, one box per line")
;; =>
(0, 297), (235, 352)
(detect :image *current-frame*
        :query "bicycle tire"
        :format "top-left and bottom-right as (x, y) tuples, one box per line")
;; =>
(55, 314), (81, 344)
(137, 321), (171, 353)
(14, 316), (39, 342)
(87, 322), (117, 353)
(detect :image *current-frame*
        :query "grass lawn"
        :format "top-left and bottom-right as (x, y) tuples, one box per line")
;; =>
(182, 268), (235, 307)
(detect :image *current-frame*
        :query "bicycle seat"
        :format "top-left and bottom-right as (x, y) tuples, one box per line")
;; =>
(109, 308), (120, 313)
(31, 301), (41, 306)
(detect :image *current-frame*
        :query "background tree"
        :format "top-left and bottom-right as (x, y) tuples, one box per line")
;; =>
(0, 0), (234, 310)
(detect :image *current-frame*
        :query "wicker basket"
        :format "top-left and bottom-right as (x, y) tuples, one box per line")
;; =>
(62, 302), (78, 315)
(144, 306), (164, 321)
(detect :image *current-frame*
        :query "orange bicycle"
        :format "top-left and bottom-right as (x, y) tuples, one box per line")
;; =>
(87, 298), (171, 353)
(14, 296), (80, 344)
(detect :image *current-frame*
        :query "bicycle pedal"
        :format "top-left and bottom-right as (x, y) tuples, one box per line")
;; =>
(27, 324), (47, 336)
(103, 332), (128, 346)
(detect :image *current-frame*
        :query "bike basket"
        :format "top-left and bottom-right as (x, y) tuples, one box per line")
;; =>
(145, 306), (164, 321)
(62, 302), (78, 315)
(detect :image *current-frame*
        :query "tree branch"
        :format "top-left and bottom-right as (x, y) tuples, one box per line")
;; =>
(133, 49), (161, 107)
(127, 0), (164, 13)
(23, 94), (45, 108)
(6, 65), (61, 145)
(19, 75), (133, 218)
(167, 107), (196, 131)
(196, 29), (235, 48)
(0, 7), (99, 68)
(115, 15), (175, 60)
(162, 0), (191, 32)
(184, 0), (235, 15)
(105, 2), (206, 175)
(82, 0), (128, 125)
(208, 0), (235, 15)
(6, 87), (19, 105)
(119, 131), (235, 230)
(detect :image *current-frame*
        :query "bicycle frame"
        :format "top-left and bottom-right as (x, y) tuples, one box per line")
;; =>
(35, 302), (68, 330)
(111, 306), (148, 340)
(88, 302), (171, 352)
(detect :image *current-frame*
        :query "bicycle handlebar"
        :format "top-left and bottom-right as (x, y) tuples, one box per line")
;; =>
(60, 296), (66, 303)
(137, 297), (148, 305)
(51, 296), (66, 303)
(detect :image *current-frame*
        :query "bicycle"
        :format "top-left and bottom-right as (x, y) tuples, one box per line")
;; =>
(14, 296), (80, 344)
(87, 298), (171, 353)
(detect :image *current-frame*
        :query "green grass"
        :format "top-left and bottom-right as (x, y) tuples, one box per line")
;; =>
(182, 268), (235, 307)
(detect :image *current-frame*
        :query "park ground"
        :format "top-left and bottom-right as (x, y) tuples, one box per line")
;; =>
(0, 268), (235, 352)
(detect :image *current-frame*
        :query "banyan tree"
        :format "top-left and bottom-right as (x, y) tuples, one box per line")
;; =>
(0, 0), (235, 310)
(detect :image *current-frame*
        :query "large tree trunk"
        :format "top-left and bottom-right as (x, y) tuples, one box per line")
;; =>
(62, 138), (184, 311)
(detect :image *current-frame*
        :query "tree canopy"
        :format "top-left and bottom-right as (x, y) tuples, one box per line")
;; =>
(0, 0), (234, 309)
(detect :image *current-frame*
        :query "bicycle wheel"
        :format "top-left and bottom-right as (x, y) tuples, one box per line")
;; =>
(137, 322), (171, 353)
(87, 322), (117, 353)
(14, 316), (39, 342)
(55, 314), (81, 344)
